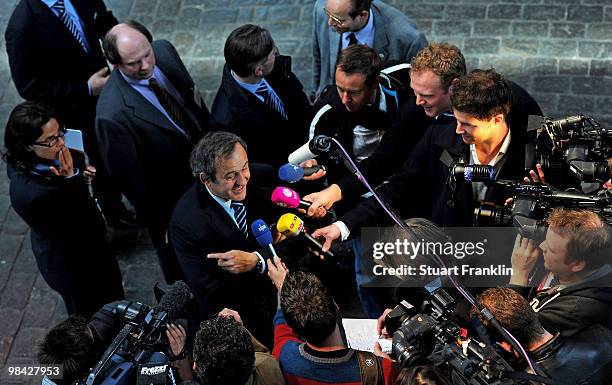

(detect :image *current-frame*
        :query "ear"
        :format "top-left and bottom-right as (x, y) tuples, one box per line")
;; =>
(192, 362), (197, 371)
(492, 114), (504, 125)
(448, 77), (460, 94)
(25, 145), (34, 152)
(254, 65), (264, 78)
(570, 259), (586, 273)
(199, 172), (210, 186)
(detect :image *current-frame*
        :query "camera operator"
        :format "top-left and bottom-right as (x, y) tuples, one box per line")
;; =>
(473, 287), (612, 385)
(312, 68), (544, 250)
(38, 301), (192, 384)
(509, 208), (612, 337)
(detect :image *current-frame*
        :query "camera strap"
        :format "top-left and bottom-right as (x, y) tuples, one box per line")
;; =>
(356, 351), (383, 385)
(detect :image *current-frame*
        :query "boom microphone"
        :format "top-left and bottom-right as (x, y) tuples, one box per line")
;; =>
(276, 213), (334, 259)
(271, 187), (312, 210)
(251, 219), (278, 257)
(288, 135), (332, 164)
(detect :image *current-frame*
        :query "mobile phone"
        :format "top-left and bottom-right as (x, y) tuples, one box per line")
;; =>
(64, 129), (84, 152)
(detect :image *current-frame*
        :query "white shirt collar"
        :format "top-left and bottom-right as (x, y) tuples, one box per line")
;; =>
(470, 129), (511, 166)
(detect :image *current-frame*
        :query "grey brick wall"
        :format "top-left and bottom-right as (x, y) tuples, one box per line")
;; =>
(110, 0), (611, 126)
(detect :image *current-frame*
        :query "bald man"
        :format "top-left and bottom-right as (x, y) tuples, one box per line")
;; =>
(95, 20), (210, 283)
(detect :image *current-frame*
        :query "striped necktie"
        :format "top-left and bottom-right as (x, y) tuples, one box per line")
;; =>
(149, 77), (196, 139)
(231, 202), (248, 237)
(347, 33), (358, 46)
(255, 82), (288, 120)
(51, 0), (88, 52)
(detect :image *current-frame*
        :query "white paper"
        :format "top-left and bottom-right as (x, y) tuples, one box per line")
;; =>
(342, 318), (379, 352)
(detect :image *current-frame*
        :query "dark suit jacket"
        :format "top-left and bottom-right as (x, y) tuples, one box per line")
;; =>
(5, 0), (117, 129)
(210, 56), (313, 167)
(7, 164), (123, 318)
(95, 40), (210, 233)
(341, 82), (544, 230)
(168, 168), (279, 345)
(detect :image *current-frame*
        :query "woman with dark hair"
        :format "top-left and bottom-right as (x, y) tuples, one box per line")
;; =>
(396, 365), (450, 385)
(4, 101), (124, 318)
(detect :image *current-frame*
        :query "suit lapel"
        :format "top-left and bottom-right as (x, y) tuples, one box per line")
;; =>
(111, 70), (187, 137)
(372, 5), (389, 59)
(197, 183), (246, 240)
(329, 30), (341, 81)
(28, 0), (89, 56)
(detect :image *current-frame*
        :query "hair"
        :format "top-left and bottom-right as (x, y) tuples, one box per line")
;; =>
(450, 69), (512, 120)
(396, 365), (451, 385)
(547, 208), (611, 269)
(280, 271), (338, 345)
(336, 44), (381, 88)
(37, 316), (97, 385)
(190, 131), (247, 182)
(103, 20), (153, 65)
(224, 24), (275, 77)
(348, 0), (372, 17)
(473, 287), (546, 347)
(410, 43), (467, 91)
(3, 101), (55, 170)
(192, 316), (255, 385)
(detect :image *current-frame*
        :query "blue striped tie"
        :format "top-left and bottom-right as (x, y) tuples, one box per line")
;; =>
(52, 0), (88, 52)
(231, 202), (248, 237)
(255, 82), (288, 120)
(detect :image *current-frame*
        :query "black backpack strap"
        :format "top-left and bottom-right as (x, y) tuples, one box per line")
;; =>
(356, 350), (384, 385)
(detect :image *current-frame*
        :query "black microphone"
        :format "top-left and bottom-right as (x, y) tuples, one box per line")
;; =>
(288, 135), (332, 164)
(156, 281), (194, 320)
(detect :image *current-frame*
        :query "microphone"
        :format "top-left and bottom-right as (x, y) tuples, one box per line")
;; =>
(287, 135), (332, 164)
(276, 213), (334, 259)
(250, 219), (278, 257)
(271, 187), (311, 210)
(278, 163), (327, 183)
(156, 280), (195, 320)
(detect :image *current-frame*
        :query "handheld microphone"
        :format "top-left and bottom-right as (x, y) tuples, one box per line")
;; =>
(250, 219), (278, 257)
(276, 213), (334, 259)
(156, 280), (195, 320)
(287, 135), (332, 164)
(278, 163), (327, 183)
(271, 187), (311, 210)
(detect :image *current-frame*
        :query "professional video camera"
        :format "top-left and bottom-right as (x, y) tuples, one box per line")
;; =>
(473, 180), (612, 240)
(80, 281), (195, 385)
(536, 114), (612, 187)
(385, 279), (523, 385)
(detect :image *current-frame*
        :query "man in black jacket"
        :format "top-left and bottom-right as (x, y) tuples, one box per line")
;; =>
(305, 44), (430, 192)
(476, 287), (612, 385)
(510, 208), (612, 337)
(169, 132), (281, 347)
(312, 69), (543, 247)
(210, 24), (312, 167)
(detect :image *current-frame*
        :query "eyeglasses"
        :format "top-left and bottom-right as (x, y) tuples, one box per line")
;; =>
(33, 126), (67, 148)
(324, 8), (347, 25)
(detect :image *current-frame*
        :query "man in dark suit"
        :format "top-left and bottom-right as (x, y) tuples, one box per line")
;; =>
(169, 131), (278, 347)
(95, 20), (210, 283)
(4, 0), (132, 226)
(210, 24), (312, 167)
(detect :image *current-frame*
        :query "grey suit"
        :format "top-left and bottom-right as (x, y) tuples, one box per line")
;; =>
(95, 39), (209, 281)
(312, 0), (427, 95)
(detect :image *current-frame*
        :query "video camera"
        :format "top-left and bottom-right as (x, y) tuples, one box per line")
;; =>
(473, 180), (612, 240)
(385, 279), (520, 385)
(80, 281), (195, 385)
(537, 114), (612, 187)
